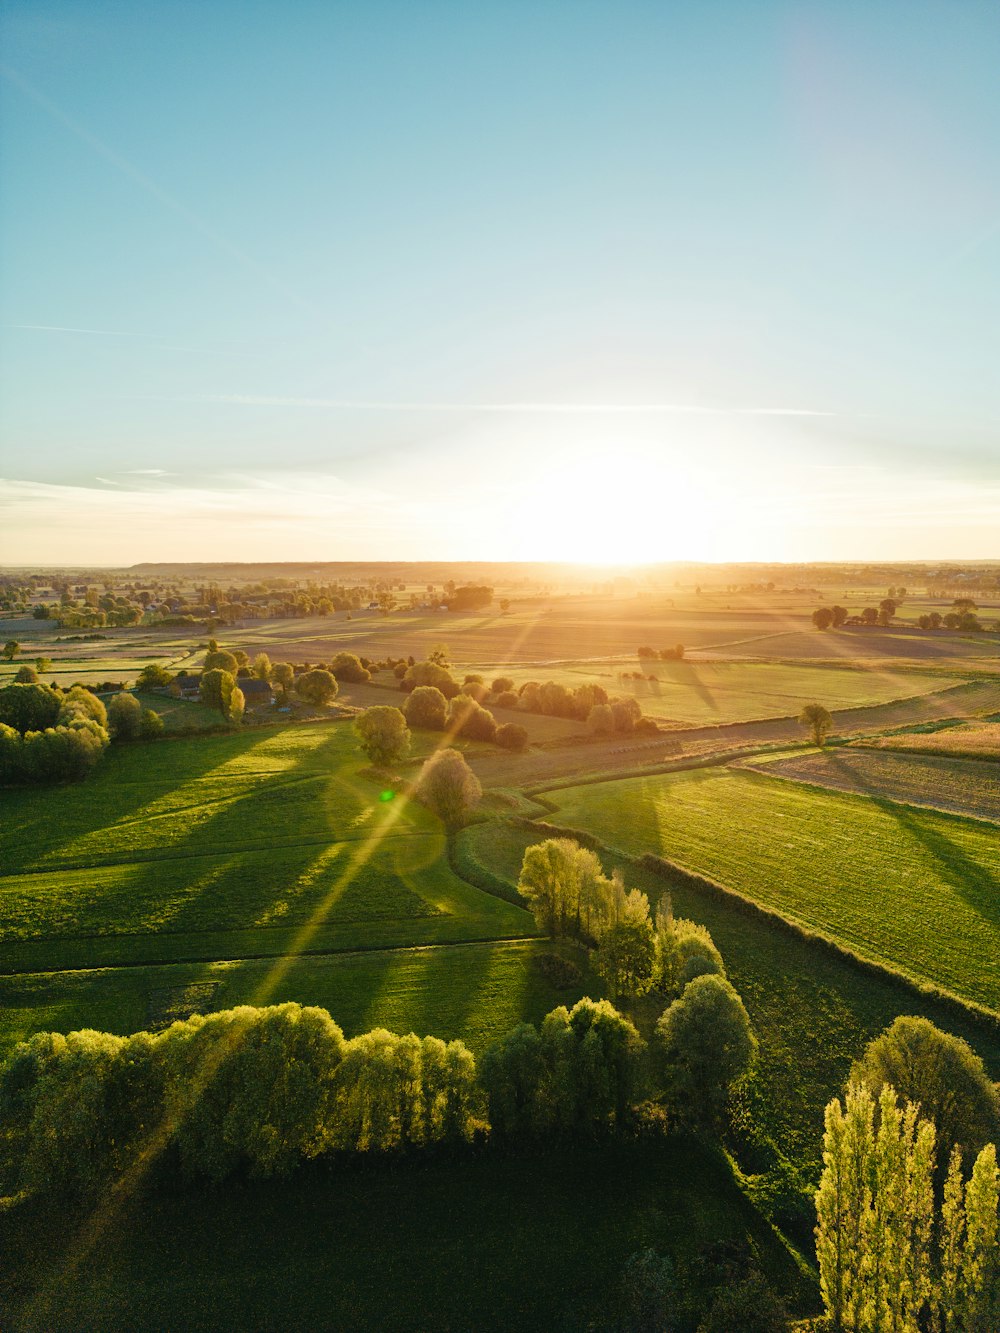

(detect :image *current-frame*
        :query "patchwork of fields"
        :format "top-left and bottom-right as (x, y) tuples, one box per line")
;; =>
(545, 766), (1000, 1012)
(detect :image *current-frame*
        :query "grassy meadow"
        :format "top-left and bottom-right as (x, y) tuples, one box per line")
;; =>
(544, 765), (1000, 1012)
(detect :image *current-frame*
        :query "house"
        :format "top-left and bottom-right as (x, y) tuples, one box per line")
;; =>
(238, 678), (274, 708)
(170, 672), (201, 699)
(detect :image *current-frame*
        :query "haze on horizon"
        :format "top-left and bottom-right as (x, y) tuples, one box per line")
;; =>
(1, 1), (998, 566)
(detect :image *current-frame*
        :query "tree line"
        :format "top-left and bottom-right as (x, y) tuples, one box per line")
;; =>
(0, 682), (162, 785)
(0, 986), (751, 1200)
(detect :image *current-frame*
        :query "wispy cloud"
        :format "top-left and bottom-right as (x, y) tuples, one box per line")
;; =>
(7, 323), (167, 339)
(206, 393), (834, 416)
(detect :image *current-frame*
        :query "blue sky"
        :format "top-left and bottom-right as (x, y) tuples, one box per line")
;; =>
(1, 1), (998, 563)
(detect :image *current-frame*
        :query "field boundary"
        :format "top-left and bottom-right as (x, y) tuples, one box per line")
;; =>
(504, 815), (1000, 1039)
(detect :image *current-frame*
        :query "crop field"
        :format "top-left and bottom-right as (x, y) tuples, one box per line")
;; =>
(858, 720), (1000, 760)
(742, 747), (1000, 823)
(544, 766), (1000, 1012)
(493, 659), (963, 726)
(456, 819), (1000, 1172)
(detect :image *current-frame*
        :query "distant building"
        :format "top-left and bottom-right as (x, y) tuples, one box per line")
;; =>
(238, 678), (274, 707)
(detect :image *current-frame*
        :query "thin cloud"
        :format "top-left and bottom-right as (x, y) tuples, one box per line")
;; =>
(207, 393), (834, 416)
(8, 323), (167, 339)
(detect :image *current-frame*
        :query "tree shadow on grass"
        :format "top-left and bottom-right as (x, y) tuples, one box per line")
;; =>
(825, 750), (999, 925)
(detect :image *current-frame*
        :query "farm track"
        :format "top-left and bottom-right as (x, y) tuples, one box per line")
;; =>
(0, 932), (541, 980)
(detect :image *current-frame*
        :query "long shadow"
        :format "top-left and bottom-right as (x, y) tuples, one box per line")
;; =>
(825, 750), (999, 921)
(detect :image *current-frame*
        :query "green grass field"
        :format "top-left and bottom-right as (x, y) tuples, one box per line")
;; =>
(456, 819), (1000, 1173)
(0, 1136), (814, 1332)
(544, 766), (1000, 1013)
(0, 723), (544, 1052)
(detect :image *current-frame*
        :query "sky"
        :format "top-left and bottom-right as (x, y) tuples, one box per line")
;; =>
(1, 0), (998, 566)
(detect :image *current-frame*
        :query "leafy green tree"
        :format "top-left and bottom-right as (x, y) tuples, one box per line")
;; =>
(416, 747), (481, 828)
(832, 605), (848, 628)
(620, 1249), (680, 1333)
(478, 1023), (546, 1140)
(270, 661), (294, 698)
(59, 686), (107, 729)
(253, 652), (271, 680)
(611, 697), (642, 733)
(200, 667), (236, 717)
(800, 701), (833, 746)
(140, 708), (164, 738)
(108, 691), (142, 740)
(2, 640), (20, 661)
(0, 682), (62, 732)
(813, 607), (834, 629)
(295, 669), (338, 706)
(35, 657), (53, 673)
(204, 649), (238, 674)
(492, 676), (515, 695)
(592, 918), (656, 1000)
(518, 838), (604, 938)
(355, 705), (410, 767)
(851, 1016), (1000, 1161)
(229, 686), (245, 726)
(15, 665), (38, 683)
(697, 1270), (790, 1333)
(656, 974), (755, 1128)
(588, 702), (615, 735)
(402, 685), (448, 730)
(136, 663), (173, 688)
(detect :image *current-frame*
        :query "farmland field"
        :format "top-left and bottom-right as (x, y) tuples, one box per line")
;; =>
(493, 658), (965, 726)
(742, 747), (1000, 823)
(544, 766), (1000, 1012)
(857, 720), (1000, 760)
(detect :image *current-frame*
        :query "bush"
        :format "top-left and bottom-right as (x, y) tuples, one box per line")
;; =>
(402, 660), (459, 698)
(496, 722), (528, 751)
(402, 685), (448, 730)
(494, 690), (519, 709)
(611, 698), (643, 733)
(14, 665), (38, 683)
(204, 649), (238, 674)
(330, 652), (371, 684)
(492, 676), (515, 695)
(447, 694), (497, 742)
(534, 952), (584, 990)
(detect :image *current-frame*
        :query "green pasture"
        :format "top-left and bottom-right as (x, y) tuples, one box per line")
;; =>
(0, 938), (577, 1064)
(0, 1135), (813, 1332)
(457, 820), (1000, 1173)
(0, 722), (534, 979)
(544, 766), (1000, 1013)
